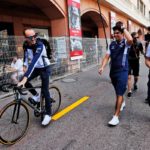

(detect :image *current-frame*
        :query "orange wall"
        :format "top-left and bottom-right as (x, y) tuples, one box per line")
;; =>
(51, 18), (68, 36)
(54, 0), (67, 16)
(0, 0), (146, 37)
(0, 13), (51, 36)
(81, 0), (111, 38)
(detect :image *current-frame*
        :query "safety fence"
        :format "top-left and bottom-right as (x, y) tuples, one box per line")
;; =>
(0, 36), (110, 86)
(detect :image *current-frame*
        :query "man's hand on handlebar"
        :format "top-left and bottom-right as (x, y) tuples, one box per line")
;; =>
(17, 77), (27, 87)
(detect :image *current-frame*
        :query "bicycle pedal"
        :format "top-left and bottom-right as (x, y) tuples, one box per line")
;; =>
(36, 102), (40, 108)
(34, 110), (40, 117)
(50, 98), (55, 103)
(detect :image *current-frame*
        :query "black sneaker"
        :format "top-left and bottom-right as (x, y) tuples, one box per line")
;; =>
(28, 97), (40, 106)
(133, 84), (138, 91)
(145, 98), (150, 106)
(127, 92), (132, 98)
(145, 98), (149, 103)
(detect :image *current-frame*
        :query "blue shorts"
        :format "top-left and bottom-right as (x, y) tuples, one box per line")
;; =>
(110, 71), (128, 96)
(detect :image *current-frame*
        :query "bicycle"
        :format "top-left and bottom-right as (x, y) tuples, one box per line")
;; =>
(0, 83), (61, 145)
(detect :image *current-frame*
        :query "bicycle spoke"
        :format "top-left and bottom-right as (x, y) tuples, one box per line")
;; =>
(0, 102), (29, 144)
(49, 86), (61, 115)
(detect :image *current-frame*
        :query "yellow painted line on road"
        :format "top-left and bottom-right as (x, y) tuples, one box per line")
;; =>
(52, 96), (89, 121)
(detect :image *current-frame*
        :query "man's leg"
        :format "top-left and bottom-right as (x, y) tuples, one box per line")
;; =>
(127, 75), (132, 97)
(25, 69), (39, 96)
(41, 74), (51, 116)
(114, 95), (123, 116)
(41, 66), (52, 125)
(25, 69), (40, 104)
(133, 60), (139, 91)
(133, 76), (139, 90)
(108, 95), (124, 126)
(109, 72), (127, 126)
(127, 62), (132, 97)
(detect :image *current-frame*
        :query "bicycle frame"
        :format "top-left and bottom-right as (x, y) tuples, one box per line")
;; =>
(13, 85), (45, 116)
(1, 83), (61, 145)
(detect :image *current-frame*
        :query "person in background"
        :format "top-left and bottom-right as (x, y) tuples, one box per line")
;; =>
(145, 26), (150, 50)
(145, 42), (150, 105)
(145, 27), (150, 103)
(127, 32), (144, 98)
(99, 21), (132, 126)
(23, 40), (33, 69)
(6, 55), (23, 84)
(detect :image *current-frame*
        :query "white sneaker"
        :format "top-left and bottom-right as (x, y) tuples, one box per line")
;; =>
(41, 115), (52, 126)
(32, 94), (40, 102)
(108, 116), (119, 126)
(120, 101), (126, 111)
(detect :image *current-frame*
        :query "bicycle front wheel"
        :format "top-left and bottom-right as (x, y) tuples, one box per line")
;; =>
(0, 101), (29, 145)
(49, 86), (61, 115)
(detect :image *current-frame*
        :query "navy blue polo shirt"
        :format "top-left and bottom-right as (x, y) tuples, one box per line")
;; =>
(107, 39), (130, 75)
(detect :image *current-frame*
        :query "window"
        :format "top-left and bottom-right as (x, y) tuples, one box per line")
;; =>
(140, 0), (143, 13)
(143, 5), (145, 16)
(137, 0), (146, 15)
(137, 0), (139, 9)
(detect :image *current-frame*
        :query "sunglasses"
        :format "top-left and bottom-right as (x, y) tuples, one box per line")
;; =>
(114, 32), (121, 35)
(25, 34), (37, 40)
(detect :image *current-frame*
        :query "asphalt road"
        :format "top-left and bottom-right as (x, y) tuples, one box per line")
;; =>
(1, 57), (150, 150)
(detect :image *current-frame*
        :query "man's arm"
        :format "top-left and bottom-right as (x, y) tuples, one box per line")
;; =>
(18, 43), (43, 87)
(124, 28), (133, 45)
(145, 58), (150, 68)
(98, 54), (110, 75)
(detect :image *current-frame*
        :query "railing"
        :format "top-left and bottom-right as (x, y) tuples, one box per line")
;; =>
(0, 36), (109, 84)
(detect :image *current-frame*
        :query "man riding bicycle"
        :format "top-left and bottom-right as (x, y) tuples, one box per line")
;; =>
(18, 28), (52, 126)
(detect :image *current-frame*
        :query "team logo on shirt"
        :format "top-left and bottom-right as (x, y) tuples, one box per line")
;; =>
(120, 43), (125, 48)
(36, 48), (42, 53)
(111, 46), (115, 49)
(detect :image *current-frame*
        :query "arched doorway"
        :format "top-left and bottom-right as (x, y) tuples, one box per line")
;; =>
(80, 10), (108, 68)
(81, 10), (108, 38)
(0, 0), (65, 36)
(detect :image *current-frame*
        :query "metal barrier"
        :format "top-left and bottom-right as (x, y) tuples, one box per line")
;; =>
(0, 36), (109, 84)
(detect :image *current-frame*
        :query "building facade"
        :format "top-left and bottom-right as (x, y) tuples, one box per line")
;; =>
(0, 0), (150, 79)
(0, 0), (150, 38)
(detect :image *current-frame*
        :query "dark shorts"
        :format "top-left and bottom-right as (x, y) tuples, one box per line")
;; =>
(128, 59), (139, 76)
(110, 71), (128, 96)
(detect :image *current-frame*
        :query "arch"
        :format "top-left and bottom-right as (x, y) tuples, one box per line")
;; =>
(30, 0), (65, 19)
(0, 0), (66, 36)
(0, 0), (65, 20)
(81, 8), (108, 27)
(81, 9), (108, 37)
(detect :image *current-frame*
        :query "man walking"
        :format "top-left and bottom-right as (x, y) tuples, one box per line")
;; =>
(99, 22), (132, 126)
(127, 32), (144, 97)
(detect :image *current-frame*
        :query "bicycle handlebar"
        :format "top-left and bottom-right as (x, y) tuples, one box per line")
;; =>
(13, 85), (28, 95)
(1, 83), (27, 95)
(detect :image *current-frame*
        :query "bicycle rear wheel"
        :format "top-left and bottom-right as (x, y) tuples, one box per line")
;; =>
(0, 101), (29, 145)
(49, 86), (61, 115)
